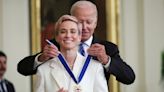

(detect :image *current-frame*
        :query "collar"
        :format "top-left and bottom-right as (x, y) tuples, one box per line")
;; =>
(83, 36), (93, 47)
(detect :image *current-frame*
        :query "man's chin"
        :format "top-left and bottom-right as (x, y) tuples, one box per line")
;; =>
(81, 37), (89, 42)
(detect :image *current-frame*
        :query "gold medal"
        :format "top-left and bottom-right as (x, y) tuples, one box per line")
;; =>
(74, 85), (82, 92)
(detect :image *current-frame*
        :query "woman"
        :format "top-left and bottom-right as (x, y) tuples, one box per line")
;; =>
(35, 15), (108, 92)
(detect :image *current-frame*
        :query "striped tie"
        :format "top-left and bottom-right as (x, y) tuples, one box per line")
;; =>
(79, 43), (85, 56)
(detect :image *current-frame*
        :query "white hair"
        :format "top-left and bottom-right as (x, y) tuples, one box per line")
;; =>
(70, 0), (98, 17)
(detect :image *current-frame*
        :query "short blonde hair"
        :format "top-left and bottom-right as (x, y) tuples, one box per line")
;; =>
(54, 15), (82, 36)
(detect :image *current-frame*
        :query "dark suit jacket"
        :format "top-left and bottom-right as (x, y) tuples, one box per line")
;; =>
(17, 36), (135, 84)
(2, 79), (15, 92)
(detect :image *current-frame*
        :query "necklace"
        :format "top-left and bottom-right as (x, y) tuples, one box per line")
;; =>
(68, 63), (74, 70)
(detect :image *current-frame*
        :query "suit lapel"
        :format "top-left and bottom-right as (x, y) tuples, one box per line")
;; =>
(3, 79), (13, 92)
(91, 35), (100, 44)
(49, 58), (67, 88)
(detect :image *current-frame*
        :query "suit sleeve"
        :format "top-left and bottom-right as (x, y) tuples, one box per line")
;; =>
(17, 39), (59, 76)
(17, 54), (38, 76)
(103, 41), (135, 84)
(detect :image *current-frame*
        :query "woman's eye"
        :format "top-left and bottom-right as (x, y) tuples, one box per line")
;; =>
(59, 30), (66, 34)
(71, 29), (77, 34)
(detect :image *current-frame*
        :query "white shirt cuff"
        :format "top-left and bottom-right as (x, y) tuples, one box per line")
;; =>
(34, 53), (44, 69)
(103, 57), (111, 71)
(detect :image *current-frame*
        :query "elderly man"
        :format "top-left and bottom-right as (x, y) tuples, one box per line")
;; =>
(18, 1), (135, 85)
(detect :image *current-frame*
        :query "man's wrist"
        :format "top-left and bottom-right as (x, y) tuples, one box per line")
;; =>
(34, 54), (43, 69)
(103, 56), (111, 71)
(102, 56), (110, 65)
(38, 54), (45, 62)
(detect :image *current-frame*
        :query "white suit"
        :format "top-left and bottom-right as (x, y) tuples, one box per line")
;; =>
(35, 52), (108, 92)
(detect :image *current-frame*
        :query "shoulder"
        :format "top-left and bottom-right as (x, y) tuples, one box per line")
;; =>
(90, 58), (103, 69)
(4, 79), (15, 91)
(99, 40), (119, 55)
(4, 79), (14, 87)
(77, 53), (102, 68)
(92, 37), (118, 48)
(38, 57), (58, 71)
(100, 40), (117, 48)
(93, 38), (119, 55)
(38, 57), (63, 72)
(88, 59), (104, 77)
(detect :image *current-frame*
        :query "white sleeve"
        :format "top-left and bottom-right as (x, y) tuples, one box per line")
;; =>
(93, 64), (108, 92)
(103, 56), (111, 72)
(35, 68), (45, 92)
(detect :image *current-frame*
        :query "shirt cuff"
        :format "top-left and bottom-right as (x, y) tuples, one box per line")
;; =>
(103, 56), (111, 71)
(34, 53), (44, 69)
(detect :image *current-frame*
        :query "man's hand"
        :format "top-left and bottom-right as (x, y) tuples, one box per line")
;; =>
(38, 44), (60, 62)
(87, 43), (110, 65)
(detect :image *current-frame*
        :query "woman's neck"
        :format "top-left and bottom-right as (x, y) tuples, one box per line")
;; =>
(60, 49), (77, 68)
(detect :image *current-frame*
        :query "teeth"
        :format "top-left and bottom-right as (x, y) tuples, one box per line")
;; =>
(64, 40), (72, 43)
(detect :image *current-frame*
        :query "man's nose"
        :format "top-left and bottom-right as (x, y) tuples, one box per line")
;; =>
(82, 22), (87, 30)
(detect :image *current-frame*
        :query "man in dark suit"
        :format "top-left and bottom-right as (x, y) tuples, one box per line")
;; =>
(0, 51), (15, 92)
(17, 1), (135, 85)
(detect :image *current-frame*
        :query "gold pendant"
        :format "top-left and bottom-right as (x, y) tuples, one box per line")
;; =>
(74, 85), (82, 92)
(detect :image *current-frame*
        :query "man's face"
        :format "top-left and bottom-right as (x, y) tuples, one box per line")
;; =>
(73, 7), (97, 42)
(0, 56), (7, 78)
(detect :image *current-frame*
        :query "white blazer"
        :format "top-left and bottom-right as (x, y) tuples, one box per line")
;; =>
(35, 52), (108, 92)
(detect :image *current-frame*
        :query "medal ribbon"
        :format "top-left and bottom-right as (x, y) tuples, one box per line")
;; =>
(58, 54), (91, 84)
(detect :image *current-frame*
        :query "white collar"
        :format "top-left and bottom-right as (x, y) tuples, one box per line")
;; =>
(83, 36), (93, 47)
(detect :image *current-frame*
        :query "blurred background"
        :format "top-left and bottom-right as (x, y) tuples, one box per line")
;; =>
(0, 0), (164, 92)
